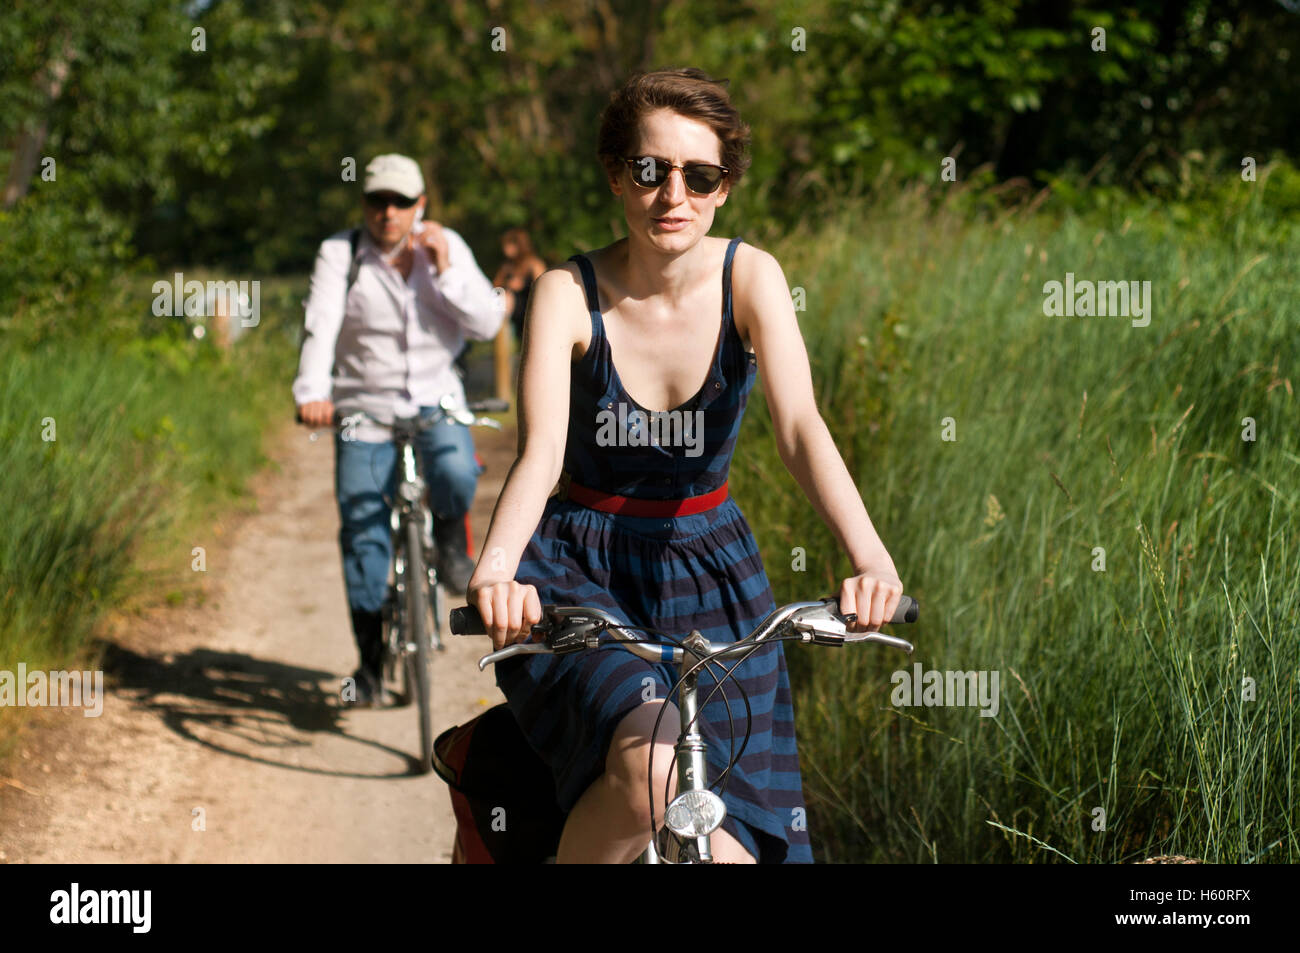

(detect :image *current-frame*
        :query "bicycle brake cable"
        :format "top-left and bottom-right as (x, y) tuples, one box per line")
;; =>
(574, 620), (698, 855)
(704, 634), (811, 804)
(555, 618), (772, 857)
(654, 624), (805, 842)
(649, 652), (739, 853)
(646, 643), (754, 850)
(685, 620), (791, 783)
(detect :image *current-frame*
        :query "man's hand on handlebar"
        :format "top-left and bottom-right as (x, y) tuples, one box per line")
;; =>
(467, 578), (543, 651)
(297, 400), (335, 429)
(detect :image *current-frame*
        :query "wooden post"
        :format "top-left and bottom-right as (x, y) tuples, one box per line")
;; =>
(211, 287), (232, 353)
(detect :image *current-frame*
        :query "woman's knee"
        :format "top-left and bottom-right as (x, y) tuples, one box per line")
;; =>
(603, 702), (679, 824)
(709, 826), (757, 864)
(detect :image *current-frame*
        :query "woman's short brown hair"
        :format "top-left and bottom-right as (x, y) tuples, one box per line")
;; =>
(597, 67), (751, 187)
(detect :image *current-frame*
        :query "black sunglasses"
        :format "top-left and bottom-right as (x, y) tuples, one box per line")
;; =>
(364, 192), (419, 210)
(623, 156), (729, 195)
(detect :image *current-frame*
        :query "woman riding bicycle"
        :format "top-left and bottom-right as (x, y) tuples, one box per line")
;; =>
(467, 67), (904, 864)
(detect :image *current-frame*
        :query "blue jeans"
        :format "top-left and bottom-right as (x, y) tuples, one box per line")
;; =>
(335, 408), (482, 616)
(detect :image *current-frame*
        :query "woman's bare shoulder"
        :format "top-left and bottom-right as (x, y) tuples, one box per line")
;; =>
(729, 240), (788, 346)
(527, 262), (591, 351)
(730, 240), (786, 301)
(536, 259), (584, 288)
(731, 237), (780, 274)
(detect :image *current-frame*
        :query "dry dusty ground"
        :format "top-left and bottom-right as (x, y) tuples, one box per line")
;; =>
(0, 413), (517, 863)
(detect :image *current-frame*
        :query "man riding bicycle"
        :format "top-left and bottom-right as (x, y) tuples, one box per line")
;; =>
(294, 153), (503, 707)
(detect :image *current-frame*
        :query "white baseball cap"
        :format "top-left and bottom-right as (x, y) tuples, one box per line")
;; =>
(363, 154), (425, 199)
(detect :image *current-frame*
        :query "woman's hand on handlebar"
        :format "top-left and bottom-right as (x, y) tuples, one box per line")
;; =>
(467, 579), (543, 651)
(838, 566), (904, 632)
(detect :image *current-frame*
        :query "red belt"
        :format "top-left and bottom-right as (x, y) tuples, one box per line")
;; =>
(564, 479), (729, 517)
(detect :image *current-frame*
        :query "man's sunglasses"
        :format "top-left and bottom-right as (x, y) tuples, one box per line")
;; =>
(364, 192), (419, 210)
(623, 156), (729, 195)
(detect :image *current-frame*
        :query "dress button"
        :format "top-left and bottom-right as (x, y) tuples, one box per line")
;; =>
(713, 381), (722, 389)
(663, 522), (671, 529)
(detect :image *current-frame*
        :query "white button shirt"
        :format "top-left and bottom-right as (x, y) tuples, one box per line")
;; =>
(292, 221), (503, 441)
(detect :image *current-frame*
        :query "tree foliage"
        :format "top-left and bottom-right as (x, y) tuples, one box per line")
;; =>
(1, 0), (1297, 289)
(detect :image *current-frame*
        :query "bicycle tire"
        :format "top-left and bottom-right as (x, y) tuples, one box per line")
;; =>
(405, 513), (435, 774)
(381, 586), (412, 707)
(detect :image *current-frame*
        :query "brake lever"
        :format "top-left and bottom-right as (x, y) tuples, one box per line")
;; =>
(790, 605), (852, 646)
(831, 609), (915, 653)
(477, 643), (550, 671)
(790, 605), (913, 654)
(844, 631), (915, 654)
(834, 609), (914, 651)
(474, 607), (608, 669)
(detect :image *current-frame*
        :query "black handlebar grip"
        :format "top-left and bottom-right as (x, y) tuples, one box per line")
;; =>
(450, 603), (558, 636)
(891, 595), (919, 624)
(469, 398), (510, 414)
(449, 606), (486, 635)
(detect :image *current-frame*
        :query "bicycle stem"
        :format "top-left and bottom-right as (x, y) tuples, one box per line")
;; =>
(676, 631), (714, 863)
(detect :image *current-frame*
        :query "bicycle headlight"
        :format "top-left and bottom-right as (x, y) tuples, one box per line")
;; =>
(665, 790), (726, 838)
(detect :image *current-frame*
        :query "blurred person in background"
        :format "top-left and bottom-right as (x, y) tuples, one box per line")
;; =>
(493, 227), (547, 345)
(293, 153), (502, 706)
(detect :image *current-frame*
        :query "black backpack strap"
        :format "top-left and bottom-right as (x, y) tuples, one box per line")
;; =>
(296, 229), (361, 385)
(345, 227), (363, 296)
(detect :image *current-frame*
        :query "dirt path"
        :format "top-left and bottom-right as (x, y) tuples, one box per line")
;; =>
(0, 414), (516, 863)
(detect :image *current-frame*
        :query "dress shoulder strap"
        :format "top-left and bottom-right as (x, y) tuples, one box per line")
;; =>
(722, 236), (743, 324)
(567, 253), (603, 344)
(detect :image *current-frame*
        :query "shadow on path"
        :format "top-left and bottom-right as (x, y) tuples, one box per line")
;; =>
(96, 641), (423, 778)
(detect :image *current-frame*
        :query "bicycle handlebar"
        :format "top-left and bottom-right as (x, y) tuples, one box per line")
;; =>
(450, 595), (918, 671)
(304, 395), (509, 439)
(449, 595), (915, 636)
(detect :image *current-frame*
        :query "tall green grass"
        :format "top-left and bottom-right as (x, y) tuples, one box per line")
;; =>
(0, 274), (304, 755)
(737, 179), (1299, 863)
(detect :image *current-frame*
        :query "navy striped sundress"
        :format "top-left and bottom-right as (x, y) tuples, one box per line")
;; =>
(496, 236), (813, 864)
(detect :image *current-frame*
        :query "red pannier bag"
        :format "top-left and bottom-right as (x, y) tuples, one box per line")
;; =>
(431, 703), (567, 863)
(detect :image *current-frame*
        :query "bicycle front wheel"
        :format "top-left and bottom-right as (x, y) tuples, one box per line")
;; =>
(381, 586), (409, 705)
(405, 513), (435, 774)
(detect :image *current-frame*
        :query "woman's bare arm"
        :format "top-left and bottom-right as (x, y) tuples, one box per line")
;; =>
(732, 244), (904, 629)
(467, 263), (587, 647)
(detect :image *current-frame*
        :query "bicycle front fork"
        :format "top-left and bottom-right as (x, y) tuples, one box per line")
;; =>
(390, 506), (443, 652)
